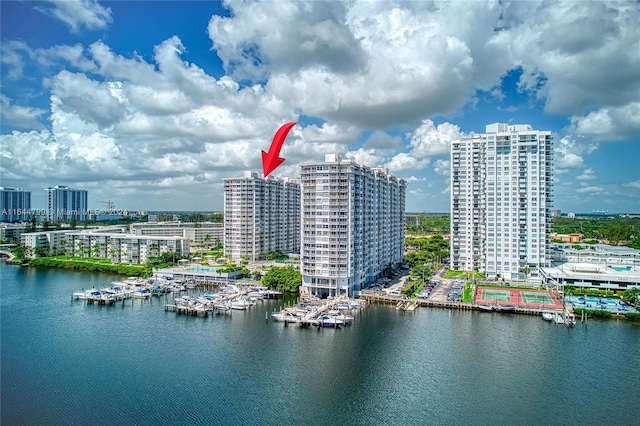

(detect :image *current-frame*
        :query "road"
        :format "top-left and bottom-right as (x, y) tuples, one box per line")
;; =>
(427, 265), (454, 303)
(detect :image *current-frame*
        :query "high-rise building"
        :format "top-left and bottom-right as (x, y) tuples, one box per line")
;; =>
(300, 154), (406, 297)
(45, 186), (88, 221)
(450, 123), (553, 281)
(0, 187), (31, 223)
(223, 172), (300, 261)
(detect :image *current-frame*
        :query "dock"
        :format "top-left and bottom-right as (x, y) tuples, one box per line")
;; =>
(358, 293), (564, 316)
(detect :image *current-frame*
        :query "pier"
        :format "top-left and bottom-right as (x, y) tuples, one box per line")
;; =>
(358, 293), (564, 316)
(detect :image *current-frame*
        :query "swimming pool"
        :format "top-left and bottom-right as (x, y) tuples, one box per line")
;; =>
(565, 296), (639, 314)
(608, 265), (633, 272)
(187, 267), (218, 273)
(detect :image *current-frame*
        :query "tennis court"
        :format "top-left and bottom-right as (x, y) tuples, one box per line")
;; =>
(521, 292), (555, 305)
(478, 289), (512, 302)
(475, 287), (563, 309)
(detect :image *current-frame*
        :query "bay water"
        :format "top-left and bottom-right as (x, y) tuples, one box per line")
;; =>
(1, 262), (639, 425)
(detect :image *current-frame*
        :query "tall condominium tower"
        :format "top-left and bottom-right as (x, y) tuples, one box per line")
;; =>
(223, 172), (300, 261)
(450, 123), (553, 281)
(301, 154), (406, 297)
(0, 187), (31, 223)
(45, 186), (88, 221)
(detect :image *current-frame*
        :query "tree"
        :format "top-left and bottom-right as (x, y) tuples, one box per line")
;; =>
(629, 236), (640, 250)
(34, 246), (49, 257)
(70, 215), (77, 230)
(262, 266), (302, 293)
(623, 287), (640, 307)
(522, 265), (531, 280)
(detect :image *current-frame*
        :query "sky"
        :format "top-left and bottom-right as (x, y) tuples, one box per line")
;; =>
(1, 0), (639, 214)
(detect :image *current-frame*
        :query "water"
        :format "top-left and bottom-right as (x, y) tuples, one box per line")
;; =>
(2, 262), (639, 425)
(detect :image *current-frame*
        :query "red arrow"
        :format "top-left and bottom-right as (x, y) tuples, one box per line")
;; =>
(262, 121), (297, 177)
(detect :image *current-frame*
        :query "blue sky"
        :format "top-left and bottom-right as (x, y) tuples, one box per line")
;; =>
(1, 0), (639, 213)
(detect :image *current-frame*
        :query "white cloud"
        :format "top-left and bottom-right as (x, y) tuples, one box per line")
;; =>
(37, 0), (113, 33)
(385, 120), (460, 172)
(208, 1), (366, 80)
(554, 135), (598, 171)
(345, 149), (382, 168)
(507, 1), (640, 116)
(569, 102), (640, 141)
(0, 41), (29, 80)
(0, 95), (47, 129)
(433, 159), (450, 176)
(624, 181), (640, 190)
(576, 186), (605, 194)
(577, 168), (597, 181)
(363, 131), (403, 150)
(404, 176), (425, 184)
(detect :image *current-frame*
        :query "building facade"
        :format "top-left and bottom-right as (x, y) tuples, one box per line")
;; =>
(20, 227), (188, 263)
(450, 123), (553, 281)
(300, 154), (406, 297)
(0, 187), (31, 223)
(223, 172), (300, 261)
(130, 221), (224, 244)
(45, 186), (88, 221)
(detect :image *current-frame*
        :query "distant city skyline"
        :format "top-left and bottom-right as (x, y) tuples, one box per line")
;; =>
(1, 1), (638, 213)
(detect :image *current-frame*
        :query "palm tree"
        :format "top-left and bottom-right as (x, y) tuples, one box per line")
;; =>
(623, 287), (640, 308)
(522, 265), (531, 281)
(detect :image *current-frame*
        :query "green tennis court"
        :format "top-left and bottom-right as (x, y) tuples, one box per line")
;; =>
(521, 292), (554, 305)
(480, 289), (511, 302)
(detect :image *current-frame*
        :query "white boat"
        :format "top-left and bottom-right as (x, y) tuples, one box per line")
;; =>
(231, 297), (252, 310)
(318, 315), (345, 327)
(214, 303), (231, 312)
(73, 290), (89, 300)
(328, 312), (353, 324)
(564, 312), (576, 327)
(541, 312), (554, 321)
(553, 313), (565, 324)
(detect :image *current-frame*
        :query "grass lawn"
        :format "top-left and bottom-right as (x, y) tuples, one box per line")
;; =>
(461, 282), (473, 303)
(444, 269), (485, 279)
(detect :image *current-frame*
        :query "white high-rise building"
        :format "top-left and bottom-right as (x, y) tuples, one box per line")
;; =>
(45, 186), (88, 221)
(301, 154), (406, 297)
(450, 123), (553, 281)
(223, 172), (300, 261)
(0, 187), (31, 223)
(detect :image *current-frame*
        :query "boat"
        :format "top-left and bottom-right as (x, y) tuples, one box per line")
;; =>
(318, 315), (345, 327)
(73, 290), (90, 300)
(553, 313), (565, 324)
(214, 303), (231, 312)
(230, 297), (252, 310)
(564, 312), (576, 327)
(326, 310), (353, 324)
(541, 312), (554, 321)
(478, 304), (494, 311)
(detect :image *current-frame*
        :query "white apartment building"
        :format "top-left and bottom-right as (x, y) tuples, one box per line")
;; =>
(223, 172), (300, 261)
(130, 221), (224, 244)
(20, 226), (188, 263)
(300, 154), (406, 297)
(69, 232), (189, 264)
(451, 123), (553, 280)
(45, 186), (88, 221)
(0, 187), (31, 223)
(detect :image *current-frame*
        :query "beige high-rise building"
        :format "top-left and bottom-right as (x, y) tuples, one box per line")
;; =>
(223, 172), (300, 261)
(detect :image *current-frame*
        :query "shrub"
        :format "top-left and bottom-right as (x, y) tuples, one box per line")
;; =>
(624, 312), (640, 320)
(573, 307), (613, 318)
